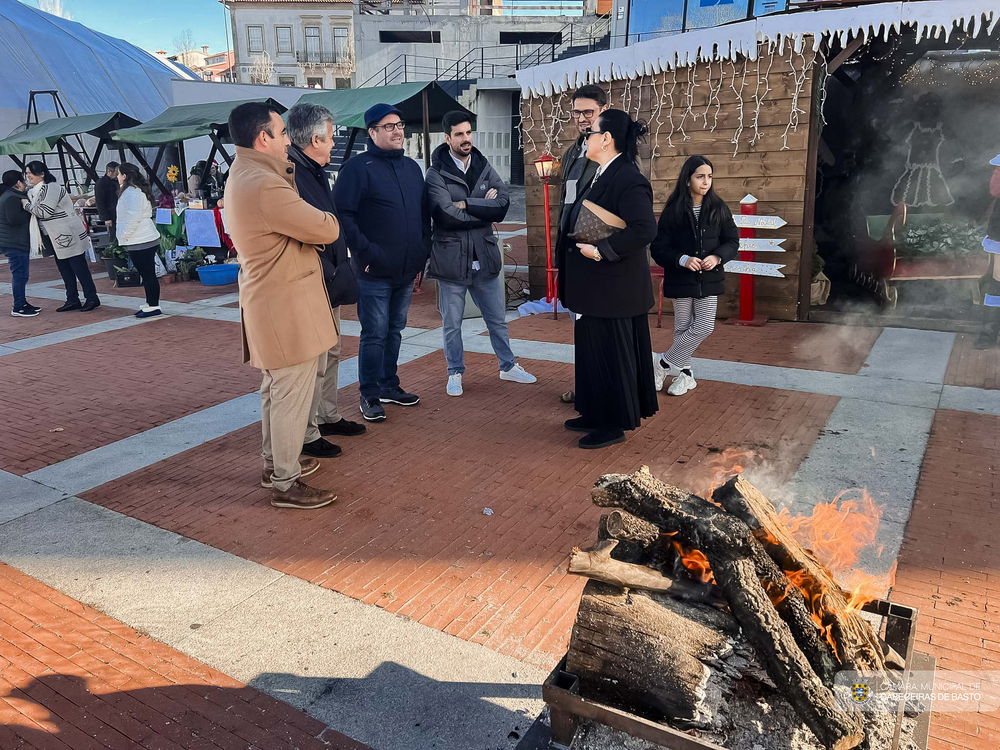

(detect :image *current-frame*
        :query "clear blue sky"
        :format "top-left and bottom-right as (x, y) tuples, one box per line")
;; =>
(24, 0), (231, 54)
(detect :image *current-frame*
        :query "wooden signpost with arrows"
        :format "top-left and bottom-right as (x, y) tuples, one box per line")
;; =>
(725, 194), (787, 326)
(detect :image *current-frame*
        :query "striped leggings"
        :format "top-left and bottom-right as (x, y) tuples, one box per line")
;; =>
(661, 296), (718, 370)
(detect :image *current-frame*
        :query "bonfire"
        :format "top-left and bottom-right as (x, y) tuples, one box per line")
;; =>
(558, 465), (919, 750)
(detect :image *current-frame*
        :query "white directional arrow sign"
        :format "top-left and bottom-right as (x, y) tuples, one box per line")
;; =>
(733, 214), (788, 230)
(739, 237), (786, 252)
(724, 260), (786, 278)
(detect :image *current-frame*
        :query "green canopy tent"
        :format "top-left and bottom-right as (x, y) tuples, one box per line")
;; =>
(294, 81), (475, 169)
(110, 97), (288, 193)
(0, 109), (141, 189)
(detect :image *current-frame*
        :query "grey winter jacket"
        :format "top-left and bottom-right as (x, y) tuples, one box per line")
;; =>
(0, 187), (31, 251)
(424, 144), (509, 284)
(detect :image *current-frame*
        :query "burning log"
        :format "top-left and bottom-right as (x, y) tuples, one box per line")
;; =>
(583, 467), (871, 750)
(713, 475), (887, 674)
(569, 539), (718, 602)
(567, 580), (757, 729)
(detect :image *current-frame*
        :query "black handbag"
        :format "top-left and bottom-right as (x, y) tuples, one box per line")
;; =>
(320, 251), (359, 307)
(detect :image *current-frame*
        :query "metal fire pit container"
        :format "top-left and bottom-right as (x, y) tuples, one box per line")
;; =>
(543, 599), (933, 750)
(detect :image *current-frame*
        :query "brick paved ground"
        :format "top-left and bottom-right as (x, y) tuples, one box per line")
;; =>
(0, 294), (131, 345)
(0, 317), (360, 475)
(3, 258), (105, 285)
(339, 282), (443, 330)
(82, 351), (838, 669)
(945, 334), (1000, 390)
(888, 410), (1000, 750)
(0, 562), (370, 750)
(503, 313), (883, 374)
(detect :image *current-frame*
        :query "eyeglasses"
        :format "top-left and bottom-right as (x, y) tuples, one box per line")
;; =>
(373, 121), (406, 132)
(584, 128), (606, 138)
(571, 109), (596, 120)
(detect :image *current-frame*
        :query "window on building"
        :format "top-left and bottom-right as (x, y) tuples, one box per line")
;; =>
(307, 77), (324, 88)
(503, 132), (511, 149)
(333, 27), (349, 61)
(276, 26), (292, 54)
(278, 76), (296, 87)
(305, 26), (321, 61)
(335, 77), (352, 89)
(487, 132), (494, 150)
(247, 26), (264, 54)
(504, 155), (510, 167)
(378, 30), (441, 43)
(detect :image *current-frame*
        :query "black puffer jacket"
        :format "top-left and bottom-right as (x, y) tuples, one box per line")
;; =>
(0, 187), (31, 251)
(650, 201), (739, 299)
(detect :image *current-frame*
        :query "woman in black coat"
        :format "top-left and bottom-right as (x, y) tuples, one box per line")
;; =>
(650, 155), (739, 396)
(558, 109), (659, 449)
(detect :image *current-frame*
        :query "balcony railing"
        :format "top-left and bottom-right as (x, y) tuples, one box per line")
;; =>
(296, 51), (352, 65)
(357, 0), (590, 15)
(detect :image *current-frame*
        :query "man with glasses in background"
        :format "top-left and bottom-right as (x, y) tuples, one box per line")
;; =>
(556, 84), (608, 404)
(334, 104), (431, 422)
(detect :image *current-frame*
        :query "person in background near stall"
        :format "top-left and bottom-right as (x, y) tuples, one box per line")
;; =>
(555, 84), (609, 405)
(286, 102), (366, 460)
(425, 110), (536, 396)
(559, 109), (659, 449)
(226, 101), (341, 510)
(116, 164), (163, 319)
(334, 103), (430, 422)
(188, 161), (204, 195)
(0, 170), (40, 317)
(651, 155), (739, 396)
(95, 161), (119, 244)
(23, 161), (100, 312)
(975, 153), (1000, 349)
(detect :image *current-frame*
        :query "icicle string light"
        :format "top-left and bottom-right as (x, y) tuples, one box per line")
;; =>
(750, 50), (774, 147)
(731, 58), (749, 157)
(678, 63), (697, 141)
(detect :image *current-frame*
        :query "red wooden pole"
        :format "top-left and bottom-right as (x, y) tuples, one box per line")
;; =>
(739, 195), (757, 322)
(542, 178), (556, 318)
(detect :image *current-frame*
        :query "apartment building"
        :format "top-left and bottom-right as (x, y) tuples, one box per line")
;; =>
(223, 0), (355, 88)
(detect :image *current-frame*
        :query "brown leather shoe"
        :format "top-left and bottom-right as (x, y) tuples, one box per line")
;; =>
(260, 456), (320, 488)
(270, 480), (337, 510)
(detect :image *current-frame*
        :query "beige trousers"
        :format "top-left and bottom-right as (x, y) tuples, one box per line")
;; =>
(305, 306), (342, 443)
(261, 355), (321, 492)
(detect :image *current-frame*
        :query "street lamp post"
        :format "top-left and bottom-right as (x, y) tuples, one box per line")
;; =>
(533, 153), (558, 319)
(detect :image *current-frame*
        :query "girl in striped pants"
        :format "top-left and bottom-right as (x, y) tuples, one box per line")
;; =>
(650, 156), (739, 395)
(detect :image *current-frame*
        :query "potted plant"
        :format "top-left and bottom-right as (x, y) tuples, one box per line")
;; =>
(176, 246), (207, 281)
(99, 241), (129, 279)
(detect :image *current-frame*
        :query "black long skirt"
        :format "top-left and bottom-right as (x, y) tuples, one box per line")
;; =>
(574, 314), (658, 431)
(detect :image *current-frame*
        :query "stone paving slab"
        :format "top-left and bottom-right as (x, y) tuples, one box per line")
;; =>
(0, 561), (370, 750)
(80, 351), (838, 670)
(502, 312), (883, 375)
(0, 293), (134, 347)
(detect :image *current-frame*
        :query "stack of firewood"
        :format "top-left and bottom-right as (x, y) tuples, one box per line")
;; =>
(565, 467), (907, 750)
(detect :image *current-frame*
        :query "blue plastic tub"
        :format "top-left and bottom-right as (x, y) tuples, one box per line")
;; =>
(196, 264), (239, 286)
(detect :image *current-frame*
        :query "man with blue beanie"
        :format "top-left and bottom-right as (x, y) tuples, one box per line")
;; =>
(334, 103), (431, 421)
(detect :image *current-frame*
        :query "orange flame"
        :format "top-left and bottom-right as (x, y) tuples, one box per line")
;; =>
(671, 540), (716, 584)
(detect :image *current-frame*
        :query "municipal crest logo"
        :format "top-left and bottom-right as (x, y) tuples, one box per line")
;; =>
(851, 682), (871, 704)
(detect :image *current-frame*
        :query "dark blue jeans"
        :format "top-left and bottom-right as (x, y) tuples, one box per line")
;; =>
(356, 277), (414, 399)
(3, 249), (29, 309)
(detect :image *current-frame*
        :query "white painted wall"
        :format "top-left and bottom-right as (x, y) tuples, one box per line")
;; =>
(229, 4), (354, 88)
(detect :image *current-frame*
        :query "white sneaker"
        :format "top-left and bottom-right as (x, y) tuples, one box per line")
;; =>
(499, 363), (537, 384)
(447, 373), (463, 397)
(652, 355), (676, 392)
(667, 371), (697, 396)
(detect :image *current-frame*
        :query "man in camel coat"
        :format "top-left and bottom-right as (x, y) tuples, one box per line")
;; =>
(224, 101), (341, 510)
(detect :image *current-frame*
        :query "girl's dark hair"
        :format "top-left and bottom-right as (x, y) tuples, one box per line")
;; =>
(118, 163), (157, 213)
(663, 155), (733, 228)
(25, 161), (56, 184)
(0, 170), (22, 195)
(596, 109), (648, 167)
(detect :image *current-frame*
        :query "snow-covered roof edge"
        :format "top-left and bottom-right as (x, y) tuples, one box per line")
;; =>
(515, 0), (999, 97)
